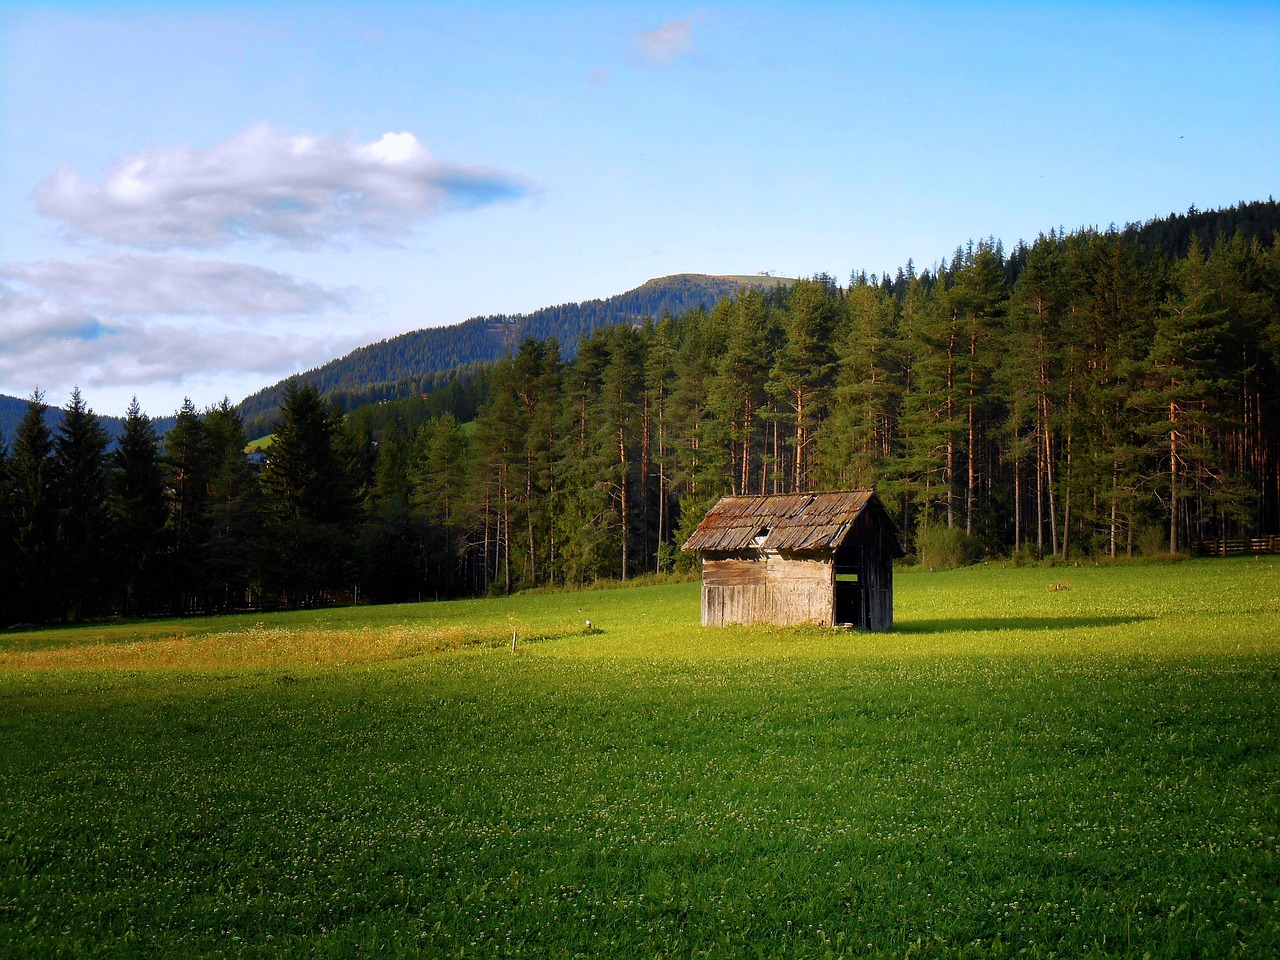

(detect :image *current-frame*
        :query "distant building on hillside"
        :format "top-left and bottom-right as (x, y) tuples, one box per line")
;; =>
(682, 490), (904, 631)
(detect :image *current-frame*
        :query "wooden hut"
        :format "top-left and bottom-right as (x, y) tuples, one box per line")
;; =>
(682, 490), (904, 631)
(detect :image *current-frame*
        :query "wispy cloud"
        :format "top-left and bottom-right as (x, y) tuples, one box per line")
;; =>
(1, 255), (349, 319)
(0, 294), (348, 398)
(633, 17), (697, 67)
(0, 254), (353, 396)
(33, 124), (530, 250)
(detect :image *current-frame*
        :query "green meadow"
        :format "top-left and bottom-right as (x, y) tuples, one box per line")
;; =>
(1, 559), (1277, 958)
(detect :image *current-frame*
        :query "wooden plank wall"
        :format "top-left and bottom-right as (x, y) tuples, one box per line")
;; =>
(701, 552), (834, 626)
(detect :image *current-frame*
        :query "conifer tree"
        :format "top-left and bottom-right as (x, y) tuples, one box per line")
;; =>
(948, 246), (1007, 538)
(0, 437), (11, 623)
(203, 399), (258, 610)
(595, 324), (644, 579)
(892, 274), (961, 530)
(260, 381), (360, 604)
(767, 277), (838, 491)
(509, 338), (561, 586)
(708, 289), (774, 496)
(164, 398), (209, 611)
(361, 428), (419, 602)
(110, 398), (167, 615)
(470, 358), (525, 593)
(53, 388), (111, 619)
(7, 392), (57, 621)
(555, 334), (613, 585)
(816, 278), (900, 490)
(411, 412), (470, 595)
(1137, 237), (1233, 552)
(643, 317), (679, 570)
(997, 236), (1065, 555)
(669, 306), (730, 542)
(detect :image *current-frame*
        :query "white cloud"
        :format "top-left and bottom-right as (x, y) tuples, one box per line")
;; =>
(634, 18), (697, 66)
(1, 255), (349, 320)
(0, 295), (350, 400)
(33, 123), (530, 250)
(0, 290), (107, 352)
(69, 324), (343, 388)
(0, 253), (355, 402)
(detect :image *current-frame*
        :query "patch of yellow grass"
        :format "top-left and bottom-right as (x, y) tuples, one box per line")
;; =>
(0, 622), (493, 671)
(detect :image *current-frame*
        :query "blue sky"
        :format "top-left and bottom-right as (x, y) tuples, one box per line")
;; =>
(2, 2), (1276, 419)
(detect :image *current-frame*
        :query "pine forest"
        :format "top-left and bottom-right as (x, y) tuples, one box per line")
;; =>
(3, 211), (1280, 623)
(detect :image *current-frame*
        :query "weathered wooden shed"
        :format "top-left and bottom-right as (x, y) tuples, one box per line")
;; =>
(682, 490), (904, 631)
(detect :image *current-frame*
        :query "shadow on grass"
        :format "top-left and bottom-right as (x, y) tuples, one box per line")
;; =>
(895, 615), (1153, 634)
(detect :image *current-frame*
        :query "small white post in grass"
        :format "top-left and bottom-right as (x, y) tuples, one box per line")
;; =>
(511, 629), (517, 653)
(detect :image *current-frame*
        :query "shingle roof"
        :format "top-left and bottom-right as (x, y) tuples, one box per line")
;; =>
(682, 490), (893, 553)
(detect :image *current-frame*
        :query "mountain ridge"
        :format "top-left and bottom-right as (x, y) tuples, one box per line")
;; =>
(235, 272), (787, 436)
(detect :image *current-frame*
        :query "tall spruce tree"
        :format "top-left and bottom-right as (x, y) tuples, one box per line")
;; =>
(510, 338), (561, 587)
(997, 236), (1066, 555)
(203, 399), (258, 610)
(1138, 237), (1233, 552)
(1062, 231), (1155, 557)
(0, 437), (16, 623)
(555, 333), (613, 585)
(644, 317), (679, 570)
(411, 412), (470, 596)
(361, 428), (419, 602)
(948, 246), (1007, 539)
(259, 381), (360, 604)
(53, 388), (111, 619)
(110, 398), (167, 616)
(816, 278), (900, 490)
(892, 274), (961, 532)
(164, 398), (209, 612)
(708, 289), (775, 496)
(8, 392), (57, 621)
(595, 324), (645, 580)
(470, 358), (525, 593)
(767, 277), (838, 491)
(669, 306), (730, 552)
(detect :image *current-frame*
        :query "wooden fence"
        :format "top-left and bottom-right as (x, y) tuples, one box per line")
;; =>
(1193, 536), (1280, 557)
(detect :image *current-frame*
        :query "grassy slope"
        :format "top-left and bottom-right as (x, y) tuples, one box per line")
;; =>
(0, 560), (1277, 958)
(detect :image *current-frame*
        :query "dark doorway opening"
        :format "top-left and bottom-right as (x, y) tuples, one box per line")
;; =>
(834, 540), (864, 628)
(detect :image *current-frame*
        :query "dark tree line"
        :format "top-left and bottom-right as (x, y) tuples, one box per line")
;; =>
(3, 219), (1279, 623)
(0, 384), (363, 623)
(354, 224), (1280, 598)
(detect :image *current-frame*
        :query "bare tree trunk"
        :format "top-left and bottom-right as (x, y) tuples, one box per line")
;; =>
(966, 320), (978, 537)
(1109, 460), (1119, 558)
(502, 477), (511, 595)
(1014, 456), (1022, 553)
(1170, 397), (1180, 554)
(618, 425), (629, 581)
(1046, 423), (1059, 557)
(945, 334), (956, 529)
(527, 452), (537, 586)
(483, 492), (492, 592)
(655, 395), (666, 574)
(966, 402), (976, 536)
(793, 389), (806, 492)
(1035, 420), (1045, 556)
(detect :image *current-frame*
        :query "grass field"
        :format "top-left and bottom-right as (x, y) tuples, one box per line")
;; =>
(1, 559), (1277, 958)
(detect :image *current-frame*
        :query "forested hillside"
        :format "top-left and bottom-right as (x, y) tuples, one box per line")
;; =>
(237, 273), (774, 436)
(0, 394), (133, 447)
(3, 202), (1278, 622)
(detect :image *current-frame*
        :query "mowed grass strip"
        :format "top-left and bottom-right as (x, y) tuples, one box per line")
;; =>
(0, 559), (1276, 958)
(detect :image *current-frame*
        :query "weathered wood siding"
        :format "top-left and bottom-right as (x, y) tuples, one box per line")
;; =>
(701, 551), (834, 626)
